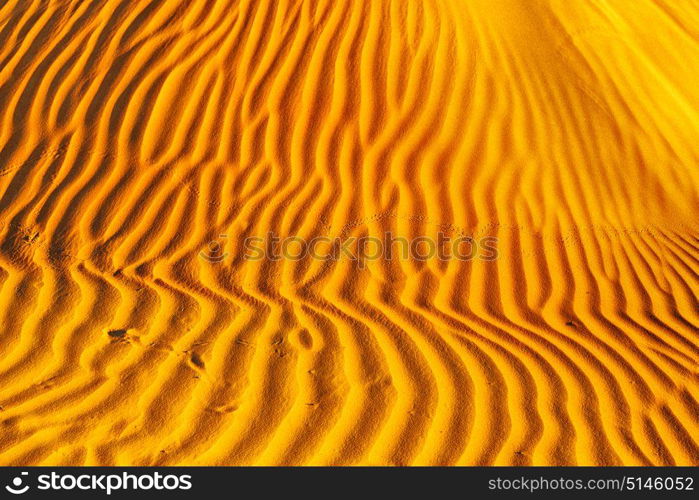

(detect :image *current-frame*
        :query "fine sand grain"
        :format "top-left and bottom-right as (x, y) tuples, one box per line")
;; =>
(0, 0), (697, 465)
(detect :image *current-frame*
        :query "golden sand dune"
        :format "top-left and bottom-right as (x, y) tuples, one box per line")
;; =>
(0, 0), (697, 466)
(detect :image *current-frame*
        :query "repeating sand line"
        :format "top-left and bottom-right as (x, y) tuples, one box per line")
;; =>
(0, 0), (697, 465)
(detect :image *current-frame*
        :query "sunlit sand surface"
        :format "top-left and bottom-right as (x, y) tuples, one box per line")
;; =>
(0, 0), (697, 465)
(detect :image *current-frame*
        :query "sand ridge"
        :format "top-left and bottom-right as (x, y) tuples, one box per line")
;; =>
(0, 0), (697, 465)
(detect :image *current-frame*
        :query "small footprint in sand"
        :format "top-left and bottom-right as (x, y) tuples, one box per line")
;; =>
(107, 329), (128, 338)
(105, 329), (140, 345)
(211, 404), (238, 414)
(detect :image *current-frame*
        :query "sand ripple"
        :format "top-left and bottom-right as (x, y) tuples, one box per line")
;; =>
(0, 0), (697, 465)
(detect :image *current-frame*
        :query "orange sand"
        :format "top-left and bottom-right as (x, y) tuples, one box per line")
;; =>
(0, 0), (697, 466)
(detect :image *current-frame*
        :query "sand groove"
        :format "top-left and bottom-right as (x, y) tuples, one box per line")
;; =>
(0, 0), (697, 465)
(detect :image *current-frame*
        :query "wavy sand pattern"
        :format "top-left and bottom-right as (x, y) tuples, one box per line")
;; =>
(0, 0), (697, 465)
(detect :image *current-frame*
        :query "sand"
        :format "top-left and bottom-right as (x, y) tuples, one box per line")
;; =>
(0, 0), (697, 466)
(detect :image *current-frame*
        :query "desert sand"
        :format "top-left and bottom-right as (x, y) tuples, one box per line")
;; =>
(0, 0), (697, 466)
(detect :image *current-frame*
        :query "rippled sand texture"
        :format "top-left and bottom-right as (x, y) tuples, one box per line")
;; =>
(0, 0), (697, 466)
